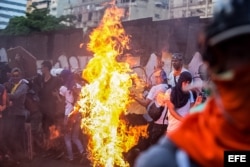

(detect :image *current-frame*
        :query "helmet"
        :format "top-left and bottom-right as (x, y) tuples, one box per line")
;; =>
(172, 53), (183, 61)
(203, 0), (250, 68)
(205, 0), (250, 46)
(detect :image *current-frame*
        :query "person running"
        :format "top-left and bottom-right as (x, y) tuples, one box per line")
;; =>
(59, 69), (84, 162)
(133, 69), (169, 145)
(164, 71), (194, 133)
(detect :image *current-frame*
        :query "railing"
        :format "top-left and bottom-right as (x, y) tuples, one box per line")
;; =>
(170, 0), (213, 8)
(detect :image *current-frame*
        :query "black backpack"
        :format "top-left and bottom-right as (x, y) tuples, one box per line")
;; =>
(147, 102), (165, 121)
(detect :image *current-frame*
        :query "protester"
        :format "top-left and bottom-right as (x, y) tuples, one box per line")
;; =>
(134, 69), (169, 143)
(188, 63), (211, 113)
(59, 69), (84, 162)
(25, 76), (44, 154)
(164, 71), (194, 133)
(135, 1), (250, 166)
(39, 60), (61, 149)
(168, 53), (190, 87)
(6, 67), (29, 161)
(126, 69), (169, 166)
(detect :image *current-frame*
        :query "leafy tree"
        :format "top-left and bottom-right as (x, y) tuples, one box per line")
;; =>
(2, 16), (30, 35)
(1, 7), (76, 35)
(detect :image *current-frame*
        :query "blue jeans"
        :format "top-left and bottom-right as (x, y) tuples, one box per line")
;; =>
(64, 114), (84, 160)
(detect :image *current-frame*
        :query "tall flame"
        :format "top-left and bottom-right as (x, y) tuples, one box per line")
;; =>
(77, 3), (148, 167)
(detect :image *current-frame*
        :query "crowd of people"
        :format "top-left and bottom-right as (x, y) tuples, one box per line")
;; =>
(1, 1), (249, 167)
(0, 44), (208, 167)
(135, 0), (250, 167)
(125, 51), (206, 166)
(0, 61), (87, 165)
(0, 51), (208, 167)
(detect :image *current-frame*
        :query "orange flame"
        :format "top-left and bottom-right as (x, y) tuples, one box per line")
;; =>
(49, 125), (60, 140)
(77, 3), (148, 167)
(44, 125), (61, 150)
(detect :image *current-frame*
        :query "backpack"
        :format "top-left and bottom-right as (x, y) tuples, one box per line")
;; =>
(147, 102), (165, 121)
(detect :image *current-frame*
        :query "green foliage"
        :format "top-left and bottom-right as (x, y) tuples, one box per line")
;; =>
(1, 8), (76, 35)
(2, 16), (31, 35)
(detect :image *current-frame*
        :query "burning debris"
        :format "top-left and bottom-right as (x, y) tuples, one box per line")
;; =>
(75, 2), (148, 167)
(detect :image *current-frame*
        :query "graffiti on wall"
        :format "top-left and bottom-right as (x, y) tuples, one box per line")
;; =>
(1, 46), (204, 87)
(0, 48), (8, 62)
(50, 54), (93, 76)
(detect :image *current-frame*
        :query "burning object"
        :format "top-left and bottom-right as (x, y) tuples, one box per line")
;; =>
(76, 3), (147, 167)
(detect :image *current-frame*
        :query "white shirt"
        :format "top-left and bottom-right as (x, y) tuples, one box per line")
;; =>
(166, 89), (194, 132)
(59, 85), (74, 116)
(168, 67), (189, 87)
(146, 83), (169, 124)
(147, 84), (168, 103)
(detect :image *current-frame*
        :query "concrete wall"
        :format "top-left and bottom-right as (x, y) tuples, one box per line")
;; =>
(0, 17), (209, 69)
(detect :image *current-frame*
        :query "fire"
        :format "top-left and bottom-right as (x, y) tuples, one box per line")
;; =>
(49, 125), (60, 140)
(44, 125), (61, 150)
(76, 3), (148, 167)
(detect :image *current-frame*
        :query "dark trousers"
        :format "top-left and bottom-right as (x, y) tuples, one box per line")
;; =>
(125, 122), (168, 167)
(5, 115), (26, 158)
(0, 116), (7, 154)
(0, 111), (11, 155)
(42, 111), (56, 140)
(148, 122), (168, 145)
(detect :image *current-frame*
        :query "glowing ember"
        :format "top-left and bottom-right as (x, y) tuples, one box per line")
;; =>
(49, 125), (60, 140)
(76, 2), (148, 167)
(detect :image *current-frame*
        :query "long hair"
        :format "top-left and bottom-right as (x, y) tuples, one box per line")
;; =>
(170, 71), (192, 108)
(60, 69), (75, 91)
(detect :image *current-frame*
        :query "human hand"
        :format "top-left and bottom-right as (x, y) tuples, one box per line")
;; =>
(156, 92), (165, 106)
(194, 95), (203, 106)
(163, 93), (170, 102)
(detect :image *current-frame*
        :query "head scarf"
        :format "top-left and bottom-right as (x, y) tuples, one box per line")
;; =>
(170, 71), (192, 108)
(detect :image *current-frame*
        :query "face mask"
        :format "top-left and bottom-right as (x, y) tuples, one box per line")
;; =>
(212, 65), (250, 131)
